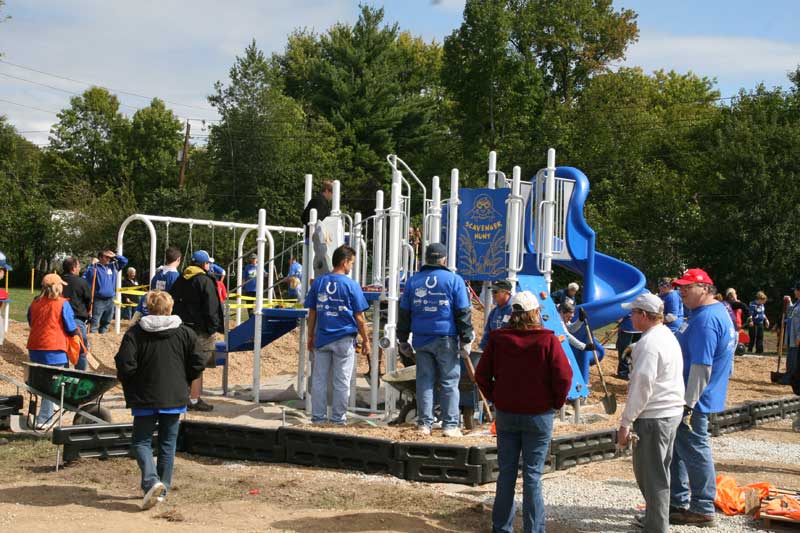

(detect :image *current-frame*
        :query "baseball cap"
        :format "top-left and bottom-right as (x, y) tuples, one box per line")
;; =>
(248, 252), (258, 260)
(511, 291), (540, 312)
(42, 273), (67, 287)
(490, 280), (513, 292)
(0, 251), (11, 271)
(671, 268), (714, 287)
(191, 250), (211, 264)
(425, 242), (447, 263)
(657, 277), (672, 288)
(622, 292), (664, 314)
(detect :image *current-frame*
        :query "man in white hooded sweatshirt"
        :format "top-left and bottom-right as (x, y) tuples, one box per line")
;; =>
(617, 292), (685, 532)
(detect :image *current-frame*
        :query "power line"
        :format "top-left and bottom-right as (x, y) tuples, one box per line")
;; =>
(0, 97), (60, 115)
(0, 58), (217, 115)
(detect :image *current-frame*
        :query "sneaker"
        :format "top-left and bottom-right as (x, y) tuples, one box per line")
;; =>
(417, 425), (431, 436)
(187, 398), (214, 412)
(669, 509), (715, 527)
(141, 481), (165, 510)
(442, 427), (463, 438)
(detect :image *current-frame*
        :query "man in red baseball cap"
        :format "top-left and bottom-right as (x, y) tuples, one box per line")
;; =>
(667, 268), (736, 527)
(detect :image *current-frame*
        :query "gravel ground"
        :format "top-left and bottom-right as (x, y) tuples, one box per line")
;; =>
(475, 422), (800, 532)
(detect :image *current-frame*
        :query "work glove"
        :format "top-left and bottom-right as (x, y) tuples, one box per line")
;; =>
(664, 313), (677, 324)
(398, 342), (415, 359)
(584, 342), (596, 352)
(681, 405), (693, 428)
(458, 341), (473, 360)
(578, 308), (587, 322)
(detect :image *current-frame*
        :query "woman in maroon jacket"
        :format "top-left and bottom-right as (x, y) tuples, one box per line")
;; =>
(476, 291), (573, 533)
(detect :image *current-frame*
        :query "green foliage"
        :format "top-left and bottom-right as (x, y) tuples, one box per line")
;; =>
(128, 98), (184, 200)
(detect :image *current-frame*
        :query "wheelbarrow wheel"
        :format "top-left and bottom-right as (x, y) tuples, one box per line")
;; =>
(73, 404), (112, 425)
(389, 402), (416, 425)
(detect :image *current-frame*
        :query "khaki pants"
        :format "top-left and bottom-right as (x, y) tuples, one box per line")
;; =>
(195, 333), (218, 368)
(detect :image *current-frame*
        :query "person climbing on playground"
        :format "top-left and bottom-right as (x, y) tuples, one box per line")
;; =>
(475, 290), (572, 533)
(26, 273), (79, 429)
(285, 256), (302, 300)
(747, 291), (769, 353)
(301, 179), (333, 229)
(82, 248), (128, 333)
(131, 245), (182, 322)
(62, 257), (92, 370)
(304, 245), (371, 425)
(478, 279), (514, 351)
(169, 250), (223, 412)
(557, 302), (595, 354)
(616, 292), (684, 533)
(615, 311), (641, 380)
(121, 267), (140, 320)
(242, 253), (266, 317)
(397, 242), (474, 438)
(114, 290), (206, 511)
(669, 268), (736, 527)
(657, 277), (684, 335)
(724, 288), (750, 331)
(552, 282), (579, 306)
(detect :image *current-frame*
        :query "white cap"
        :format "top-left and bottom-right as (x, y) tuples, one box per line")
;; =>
(621, 292), (664, 314)
(568, 282), (580, 291)
(511, 291), (540, 312)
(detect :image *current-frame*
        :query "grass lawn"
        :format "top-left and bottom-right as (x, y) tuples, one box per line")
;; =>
(3, 287), (36, 323)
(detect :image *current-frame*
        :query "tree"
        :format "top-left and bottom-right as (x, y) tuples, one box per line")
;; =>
(128, 98), (183, 202)
(275, 6), (444, 212)
(207, 41), (343, 225)
(47, 87), (131, 193)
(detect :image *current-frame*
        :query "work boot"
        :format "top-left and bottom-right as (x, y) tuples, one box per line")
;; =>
(669, 509), (716, 527)
(187, 398), (213, 412)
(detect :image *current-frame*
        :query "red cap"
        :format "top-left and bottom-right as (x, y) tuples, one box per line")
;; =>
(672, 268), (714, 287)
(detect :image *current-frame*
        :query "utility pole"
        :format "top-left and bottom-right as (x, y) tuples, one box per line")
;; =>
(178, 120), (191, 188)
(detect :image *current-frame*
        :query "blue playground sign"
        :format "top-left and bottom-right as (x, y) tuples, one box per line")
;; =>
(456, 188), (509, 280)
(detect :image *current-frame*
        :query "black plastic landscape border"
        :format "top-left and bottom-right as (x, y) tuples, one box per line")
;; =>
(50, 395), (799, 485)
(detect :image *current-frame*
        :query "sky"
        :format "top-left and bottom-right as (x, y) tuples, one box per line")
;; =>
(1, 0), (798, 147)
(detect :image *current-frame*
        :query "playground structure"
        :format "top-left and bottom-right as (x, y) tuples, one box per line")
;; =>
(115, 147), (646, 421)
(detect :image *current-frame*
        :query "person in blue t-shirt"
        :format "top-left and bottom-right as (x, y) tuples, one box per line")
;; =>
(747, 291), (769, 353)
(304, 245), (371, 425)
(669, 268), (736, 528)
(82, 247), (128, 334)
(657, 277), (684, 335)
(132, 246), (182, 320)
(397, 242), (474, 437)
(242, 253), (263, 317)
(479, 280), (514, 350)
(286, 257), (303, 299)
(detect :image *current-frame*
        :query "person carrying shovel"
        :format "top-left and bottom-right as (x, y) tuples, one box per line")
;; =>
(616, 292), (685, 532)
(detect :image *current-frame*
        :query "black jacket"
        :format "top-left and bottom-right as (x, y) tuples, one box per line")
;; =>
(62, 272), (92, 321)
(169, 266), (224, 335)
(114, 316), (205, 409)
(301, 194), (331, 226)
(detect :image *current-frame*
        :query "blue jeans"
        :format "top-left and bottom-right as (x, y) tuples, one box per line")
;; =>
(492, 409), (554, 533)
(74, 321), (89, 371)
(90, 298), (114, 333)
(415, 337), (460, 429)
(781, 347), (799, 384)
(669, 411), (716, 515)
(36, 362), (69, 426)
(311, 335), (356, 424)
(132, 414), (181, 494)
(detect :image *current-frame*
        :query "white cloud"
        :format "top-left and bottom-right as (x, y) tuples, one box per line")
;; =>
(623, 30), (800, 82)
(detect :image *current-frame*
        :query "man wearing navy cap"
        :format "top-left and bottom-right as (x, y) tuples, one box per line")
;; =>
(398, 242), (474, 437)
(169, 250), (223, 411)
(479, 279), (514, 350)
(668, 268), (736, 527)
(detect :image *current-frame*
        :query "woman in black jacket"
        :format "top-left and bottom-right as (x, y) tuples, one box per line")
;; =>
(115, 290), (206, 510)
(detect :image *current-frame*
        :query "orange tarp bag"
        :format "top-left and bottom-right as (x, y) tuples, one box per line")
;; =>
(760, 494), (800, 520)
(715, 474), (773, 515)
(66, 334), (87, 366)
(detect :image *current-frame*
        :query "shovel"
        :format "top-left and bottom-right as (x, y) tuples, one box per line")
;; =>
(770, 297), (790, 383)
(582, 320), (617, 415)
(462, 354), (493, 423)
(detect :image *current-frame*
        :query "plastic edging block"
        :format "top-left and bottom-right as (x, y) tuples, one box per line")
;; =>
(395, 442), (471, 465)
(404, 458), (483, 485)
